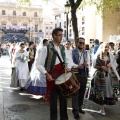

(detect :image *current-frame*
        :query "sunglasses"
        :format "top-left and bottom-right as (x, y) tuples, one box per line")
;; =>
(79, 42), (85, 44)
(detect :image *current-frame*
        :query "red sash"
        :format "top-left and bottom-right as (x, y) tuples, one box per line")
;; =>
(47, 63), (63, 90)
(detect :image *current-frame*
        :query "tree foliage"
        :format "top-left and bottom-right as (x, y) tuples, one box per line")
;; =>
(81, 0), (120, 13)
(17, 0), (120, 13)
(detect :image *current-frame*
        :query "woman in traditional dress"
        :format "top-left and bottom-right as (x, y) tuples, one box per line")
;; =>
(11, 43), (29, 89)
(25, 39), (48, 95)
(65, 41), (72, 60)
(27, 42), (35, 72)
(88, 42), (120, 115)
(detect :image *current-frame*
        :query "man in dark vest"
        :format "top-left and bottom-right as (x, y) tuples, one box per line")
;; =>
(36, 28), (71, 120)
(72, 37), (90, 119)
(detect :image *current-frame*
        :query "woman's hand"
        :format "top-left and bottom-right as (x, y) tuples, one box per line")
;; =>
(101, 66), (108, 72)
(107, 63), (112, 68)
(30, 55), (34, 59)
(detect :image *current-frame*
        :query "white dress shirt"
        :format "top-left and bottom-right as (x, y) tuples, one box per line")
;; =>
(78, 50), (90, 66)
(36, 45), (73, 74)
(65, 49), (78, 68)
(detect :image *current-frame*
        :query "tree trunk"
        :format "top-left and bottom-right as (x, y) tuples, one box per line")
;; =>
(71, 9), (78, 45)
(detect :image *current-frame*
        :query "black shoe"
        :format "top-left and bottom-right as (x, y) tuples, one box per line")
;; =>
(20, 87), (24, 91)
(79, 109), (85, 114)
(74, 114), (80, 119)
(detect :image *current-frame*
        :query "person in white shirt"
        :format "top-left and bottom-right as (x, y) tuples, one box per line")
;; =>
(25, 39), (48, 95)
(36, 28), (72, 120)
(11, 43), (29, 89)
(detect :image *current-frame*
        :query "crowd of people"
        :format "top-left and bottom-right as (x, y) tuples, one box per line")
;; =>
(3, 27), (120, 120)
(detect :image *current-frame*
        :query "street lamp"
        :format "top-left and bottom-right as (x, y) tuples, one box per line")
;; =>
(64, 1), (70, 41)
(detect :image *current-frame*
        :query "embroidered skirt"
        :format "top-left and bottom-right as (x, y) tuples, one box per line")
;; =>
(88, 71), (119, 105)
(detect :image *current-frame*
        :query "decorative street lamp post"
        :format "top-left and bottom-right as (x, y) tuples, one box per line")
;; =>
(64, 1), (70, 41)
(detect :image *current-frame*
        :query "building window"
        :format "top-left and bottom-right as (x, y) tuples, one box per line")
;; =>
(55, 14), (61, 20)
(90, 39), (94, 44)
(34, 12), (37, 17)
(82, 27), (85, 35)
(82, 16), (85, 25)
(82, 7), (84, 11)
(1, 23), (6, 29)
(46, 27), (48, 29)
(64, 21), (66, 28)
(64, 30), (66, 37)
(23, 12), (26, 16)
(35, 25), (38, 32)
(50, 27), (52, 29)
(46, 33), (48, 35)
(2, 10), (6, 15)
(55, 24), (57, 28)
(82, 32), (85, 35)
(82, 27), (85, 31)
(59, 22), (61, 28)
(13, 11), (16, 16)
(12, 23), (17, 26)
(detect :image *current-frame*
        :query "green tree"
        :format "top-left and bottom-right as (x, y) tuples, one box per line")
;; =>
(18, 0), (120, 43)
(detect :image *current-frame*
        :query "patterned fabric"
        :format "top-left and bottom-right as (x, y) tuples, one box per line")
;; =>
(72, 48), (87, 74)
(45, 41), (65, 72)
(72, 48), (87, 65)
(26, 83), (46, 95)
(89, 52), (119, 105)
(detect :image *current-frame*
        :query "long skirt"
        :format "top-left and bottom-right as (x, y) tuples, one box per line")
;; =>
(10, 68), (19, 87)
(25, 63), (47, 95)
(25, 76), (47, 95)
(88, 71), (119, 105)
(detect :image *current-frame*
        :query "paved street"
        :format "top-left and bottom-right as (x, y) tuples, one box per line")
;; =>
(0, 56), (120, 120)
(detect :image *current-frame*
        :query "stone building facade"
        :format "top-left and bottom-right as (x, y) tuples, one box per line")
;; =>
(53, 6), (120, 44)
(0, 2), (43, 43)
(43, 17), (54, 40)
(102, 9), (120, 43)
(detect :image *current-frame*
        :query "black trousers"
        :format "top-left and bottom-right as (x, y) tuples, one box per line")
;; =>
(28, 61), (34, 72)
(72, 73), (87, 115)
(50, 85), (68, 120)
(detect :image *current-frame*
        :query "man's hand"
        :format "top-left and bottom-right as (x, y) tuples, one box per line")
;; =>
(65, 68), (71, 73)
(83, 62), (88, 67)
(46, 73), (54, 81)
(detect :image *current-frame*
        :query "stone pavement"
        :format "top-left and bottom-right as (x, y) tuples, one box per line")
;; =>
(0, 56), (120, 120)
